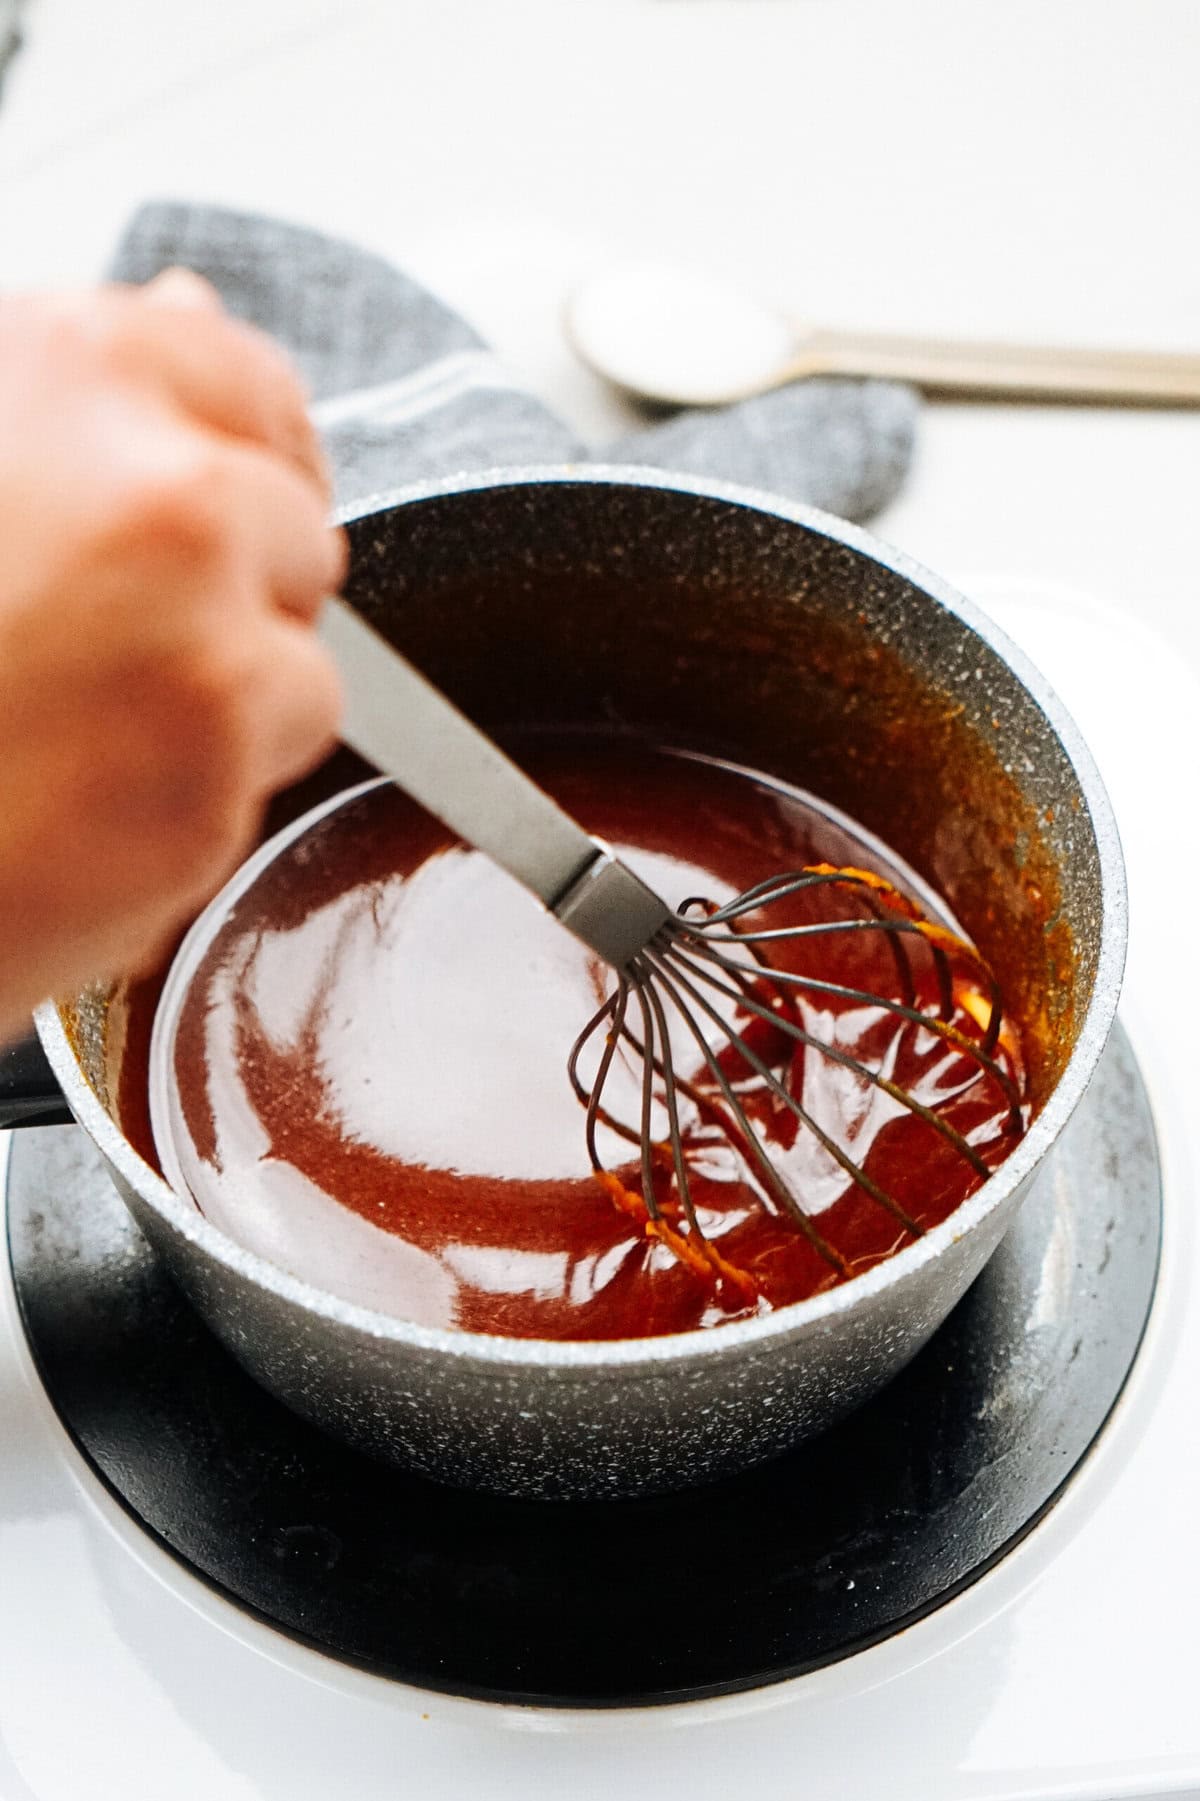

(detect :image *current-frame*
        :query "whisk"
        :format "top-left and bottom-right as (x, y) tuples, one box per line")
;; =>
(320, 599), (1025, 1288)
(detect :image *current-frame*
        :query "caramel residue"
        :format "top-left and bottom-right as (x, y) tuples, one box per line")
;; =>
(958, 983), (1020, 1059)
(646, 1218), (759, 1303)
(595, 1167), (647, 1223)
(594, 1169), (758, 1303)
(958, 986), (995, 1035)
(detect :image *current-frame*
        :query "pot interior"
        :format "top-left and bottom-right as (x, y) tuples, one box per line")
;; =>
(62, 476), (1107, 1162)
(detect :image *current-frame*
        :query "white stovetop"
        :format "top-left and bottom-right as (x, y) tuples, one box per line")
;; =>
(0, 582), (1194, 1801)
(1, 5), (1199, 1797)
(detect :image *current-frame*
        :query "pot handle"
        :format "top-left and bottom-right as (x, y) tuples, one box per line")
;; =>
(0, 1029), (74, 1129)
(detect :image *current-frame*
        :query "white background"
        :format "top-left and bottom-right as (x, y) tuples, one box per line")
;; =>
(1, 0), (1198, 671)
(1, 6), (1199, 1798)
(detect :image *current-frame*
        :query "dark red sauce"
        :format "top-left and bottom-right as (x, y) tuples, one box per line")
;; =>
(169, 741), (1027, 1340)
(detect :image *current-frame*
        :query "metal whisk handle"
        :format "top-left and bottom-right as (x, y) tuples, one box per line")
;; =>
(549, 848), (673, 970)
(318, 598), (672, 969)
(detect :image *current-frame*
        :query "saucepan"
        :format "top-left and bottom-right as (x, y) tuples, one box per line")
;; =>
(13, 468), (1125, 1499)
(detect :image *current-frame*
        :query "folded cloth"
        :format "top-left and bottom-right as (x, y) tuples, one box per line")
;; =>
(0, 0), (24, 101)
(110, 202), (917, 522)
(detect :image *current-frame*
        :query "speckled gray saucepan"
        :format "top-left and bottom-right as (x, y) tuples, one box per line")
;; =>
(33, 468), (1126, 1500)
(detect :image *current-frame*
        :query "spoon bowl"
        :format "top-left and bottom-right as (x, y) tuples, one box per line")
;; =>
(567, 262), (1200, 410)
(566, 262), (797, 407)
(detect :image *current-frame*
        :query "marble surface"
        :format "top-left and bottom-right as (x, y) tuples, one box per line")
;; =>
(0, 0), (1197, 674)
(1, 7), (1199, 1795)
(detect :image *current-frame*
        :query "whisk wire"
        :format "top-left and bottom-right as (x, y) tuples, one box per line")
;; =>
(665, 940), (994, 1180)
(572, 985), (627, 1169)
(652, 945), (925, 1240)
(684, 939), (1020, 1122)
(645, 953), (853, 1274)
(566, 862), (1026, 1300)
(633, 983), (663, 1225)
(688, 867), (1004, 1048)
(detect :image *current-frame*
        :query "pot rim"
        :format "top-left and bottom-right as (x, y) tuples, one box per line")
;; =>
(36, 464), (1128, 1372)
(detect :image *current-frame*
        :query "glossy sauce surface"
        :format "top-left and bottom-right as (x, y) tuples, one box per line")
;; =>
(169, 743), (1027, 1339)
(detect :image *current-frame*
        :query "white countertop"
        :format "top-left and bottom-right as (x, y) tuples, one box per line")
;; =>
(1, 7), (1199, 1798)
(1, 0), (1198, 671)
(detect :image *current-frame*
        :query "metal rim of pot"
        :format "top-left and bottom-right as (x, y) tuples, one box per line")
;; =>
(34, 464), (1129, 1371)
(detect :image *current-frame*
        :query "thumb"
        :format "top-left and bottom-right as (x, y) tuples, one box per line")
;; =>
(141, 267), (224, 312)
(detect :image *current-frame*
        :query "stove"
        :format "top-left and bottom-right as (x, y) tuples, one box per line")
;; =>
(1, 579), (1196, 1799)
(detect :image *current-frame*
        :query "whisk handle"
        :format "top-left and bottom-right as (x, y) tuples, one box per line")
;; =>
(320, 597), (597, 903)
(318, 598), (671, 966)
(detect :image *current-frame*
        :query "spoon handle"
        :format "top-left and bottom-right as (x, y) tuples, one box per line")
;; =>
(798, 329), (1200, 405)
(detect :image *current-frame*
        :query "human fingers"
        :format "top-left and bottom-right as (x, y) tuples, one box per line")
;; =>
(241, 615), (345, 794)
(101, 285), (329, 495)
(203, 437), (347, 622)
(141, 266), (224, 312)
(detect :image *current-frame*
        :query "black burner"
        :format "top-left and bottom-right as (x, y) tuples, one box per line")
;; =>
(6, 1024), (1159, 1707)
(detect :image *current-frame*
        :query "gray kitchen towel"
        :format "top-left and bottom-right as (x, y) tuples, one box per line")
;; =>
(111, 202), (917, 521)
(0, 0), (24, 102)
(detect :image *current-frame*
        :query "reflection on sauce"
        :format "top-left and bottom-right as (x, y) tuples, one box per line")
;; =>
(170, 742), (1028, 1340)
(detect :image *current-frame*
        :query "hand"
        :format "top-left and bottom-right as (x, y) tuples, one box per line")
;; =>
(0, 270), (347, 1038)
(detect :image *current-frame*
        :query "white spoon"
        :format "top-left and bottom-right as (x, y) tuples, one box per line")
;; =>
(566, 262), (1200, 409)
